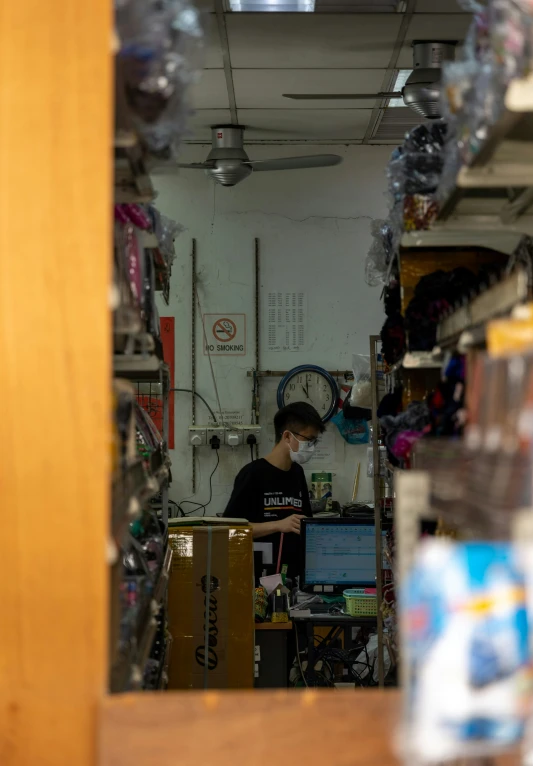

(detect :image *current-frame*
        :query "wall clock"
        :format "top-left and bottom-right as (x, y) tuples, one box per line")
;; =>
(277, 365), (338, 423)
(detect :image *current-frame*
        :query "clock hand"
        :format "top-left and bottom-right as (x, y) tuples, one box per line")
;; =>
(302, 384), (310, 399)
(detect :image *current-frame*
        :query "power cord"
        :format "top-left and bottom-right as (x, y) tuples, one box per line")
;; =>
(171, 388), (218, 424)
(179, 449), (220, 516)
(294, 625), (309, 689)
(247, 433), (257, 463)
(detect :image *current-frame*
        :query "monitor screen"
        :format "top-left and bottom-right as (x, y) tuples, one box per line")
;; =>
(303, 521), (386, 588)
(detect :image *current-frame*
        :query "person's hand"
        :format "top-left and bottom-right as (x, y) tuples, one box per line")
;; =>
(278, 514), (305, 535)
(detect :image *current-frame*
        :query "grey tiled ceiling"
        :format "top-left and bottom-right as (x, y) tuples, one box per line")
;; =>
(187, 3), (471, 144)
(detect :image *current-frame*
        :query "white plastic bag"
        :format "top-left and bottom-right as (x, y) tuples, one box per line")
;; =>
(352, 634), (391, 684)
(350, 354), (373, 408)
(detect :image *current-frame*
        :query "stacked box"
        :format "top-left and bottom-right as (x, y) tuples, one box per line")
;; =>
(167, 523), (254, 689)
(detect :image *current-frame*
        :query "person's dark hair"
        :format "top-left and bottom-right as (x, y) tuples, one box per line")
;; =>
(274, 402), (325, 443)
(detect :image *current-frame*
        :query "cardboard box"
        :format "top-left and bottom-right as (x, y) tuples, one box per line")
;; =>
(167, 523), (254, 689)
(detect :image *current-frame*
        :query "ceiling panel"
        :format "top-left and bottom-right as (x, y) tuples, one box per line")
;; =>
(197, 0), (216, 12)
(406, 12), (471, 39)
(185, 109), (233, 141)
(238, 108), (371, 139)
(189, 69), (229, 109)
(414, 0), (469, 10)
(233, 68), (386, 108)
(226, 14), (402, 68)
(203, 15), (224, 69)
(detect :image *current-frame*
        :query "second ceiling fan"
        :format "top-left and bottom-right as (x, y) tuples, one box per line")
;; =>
(283, 41), (457, 120)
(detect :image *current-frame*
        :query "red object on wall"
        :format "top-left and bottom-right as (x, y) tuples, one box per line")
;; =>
(136, 317), (175, 449)
(161, 317), (175, 448)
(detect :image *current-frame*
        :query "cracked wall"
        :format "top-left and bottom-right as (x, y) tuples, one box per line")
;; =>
(155, 143), (391, 516)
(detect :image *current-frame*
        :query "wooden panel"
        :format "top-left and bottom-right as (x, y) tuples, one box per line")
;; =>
(0, 1), (112, 765)
(101, 690), (401, 766)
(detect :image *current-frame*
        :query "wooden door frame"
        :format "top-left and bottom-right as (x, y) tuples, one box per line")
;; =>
(0, 2), (111, 763)
(0, 5), (400, 766)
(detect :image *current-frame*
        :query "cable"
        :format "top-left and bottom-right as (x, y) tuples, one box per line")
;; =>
(179, 449), (220, 516)
(249, 442), (255, 463)
(195, 286), (225, 427)
(171, 388), (218, 424)
(294, 625), (309, 688)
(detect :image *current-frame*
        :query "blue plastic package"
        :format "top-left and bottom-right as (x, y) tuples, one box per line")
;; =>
(331, 410), (369, 445)
(401, 540), (530, 763)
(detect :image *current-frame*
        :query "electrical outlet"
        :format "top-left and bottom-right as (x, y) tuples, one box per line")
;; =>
(188, 427), (207, 447)
(243, 426), (261, 445)
(225, 428), (243, 447)
(207, 426), (225, 448)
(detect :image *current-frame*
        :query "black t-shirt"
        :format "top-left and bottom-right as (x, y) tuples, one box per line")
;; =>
(223, 458), (311, 580)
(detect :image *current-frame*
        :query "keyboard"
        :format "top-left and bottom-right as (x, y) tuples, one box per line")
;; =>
(309, 603), (342, 614)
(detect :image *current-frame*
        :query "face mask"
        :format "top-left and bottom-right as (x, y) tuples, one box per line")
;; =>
(289, 433), (315, 465)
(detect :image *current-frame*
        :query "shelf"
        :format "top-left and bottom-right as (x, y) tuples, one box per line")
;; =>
(153, 546), (173, 606)
(112, 459), (147, 541)
(400, 229), (523, 256)
(386, 351), (443, 375)
(158, 634), (173, 690)
(436, 104), (533, 234)
(437, 267), (529, 349)
(112, 459), (170, 548)
(113, 354), (169, 382)
(115, 141), (155, 204)
(110, 546), (172, 693)
(130, 616), (158, 691)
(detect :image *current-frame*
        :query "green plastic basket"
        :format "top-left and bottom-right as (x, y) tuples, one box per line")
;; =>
(343, 588), (377, 617)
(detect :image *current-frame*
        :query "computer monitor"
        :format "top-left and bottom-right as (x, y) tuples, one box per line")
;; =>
(300, 518), (390, 593)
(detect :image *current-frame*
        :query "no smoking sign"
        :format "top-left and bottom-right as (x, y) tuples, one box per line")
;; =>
(203, 313), (246, 356)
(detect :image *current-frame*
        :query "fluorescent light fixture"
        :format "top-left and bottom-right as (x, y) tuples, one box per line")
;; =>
(388, 69), (411, 107)
(229, 0), (314, 10)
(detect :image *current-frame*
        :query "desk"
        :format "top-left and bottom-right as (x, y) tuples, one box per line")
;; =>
(291, 613), (377, 687)
(255, 621), (293, 632)
(254, 621), (292, 688)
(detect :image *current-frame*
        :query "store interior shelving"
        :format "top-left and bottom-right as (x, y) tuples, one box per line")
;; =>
(110, 78), (175, 691)
(110, 543), (173, 693)
(398, 76), (533, 357)
(400, 229), (524, 255)
(434, 78), (533, 235)
(437, 267), (529, 350)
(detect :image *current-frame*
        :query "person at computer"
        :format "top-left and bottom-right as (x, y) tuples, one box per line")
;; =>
(223, 402), (324, 581)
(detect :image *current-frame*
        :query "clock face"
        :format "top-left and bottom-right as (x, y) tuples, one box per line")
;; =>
(278, 366), (338, 422)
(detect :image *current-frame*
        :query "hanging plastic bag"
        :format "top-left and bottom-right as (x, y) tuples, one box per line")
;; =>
(116, 0), (205, 153)
(331, 411), (369, 445)
(350, 355), (373, 409)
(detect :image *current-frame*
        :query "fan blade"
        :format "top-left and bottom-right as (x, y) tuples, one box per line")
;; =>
(246, 155), (342, 172)
(283, 92), (401, 100)
(174, 162), (214, 169)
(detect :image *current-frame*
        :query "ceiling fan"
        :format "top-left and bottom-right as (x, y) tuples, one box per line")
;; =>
(283, 41), (457, 120)
(175, 125), (342, 187)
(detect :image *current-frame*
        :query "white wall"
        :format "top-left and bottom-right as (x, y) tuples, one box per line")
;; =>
(155, 144), (390, 516)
